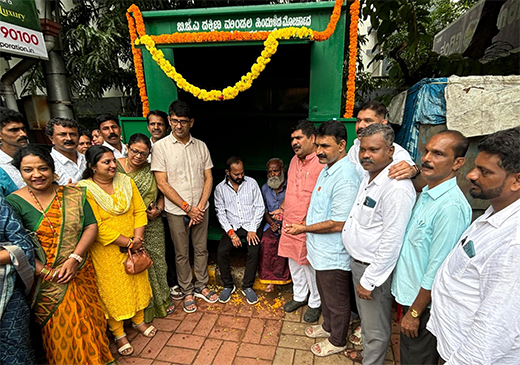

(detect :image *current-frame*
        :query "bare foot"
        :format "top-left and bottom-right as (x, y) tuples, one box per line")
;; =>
(265, 284), (274, 293)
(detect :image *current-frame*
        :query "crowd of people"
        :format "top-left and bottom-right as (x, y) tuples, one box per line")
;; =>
(0, 99), (519, 365)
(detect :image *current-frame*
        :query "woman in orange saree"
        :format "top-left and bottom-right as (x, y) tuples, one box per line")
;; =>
(6, 145), (114, 365)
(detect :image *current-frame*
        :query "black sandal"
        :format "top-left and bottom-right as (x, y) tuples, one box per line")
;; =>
(194, 286), (218, 303)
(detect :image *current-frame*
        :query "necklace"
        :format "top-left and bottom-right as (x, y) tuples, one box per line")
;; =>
(28, 188), (62, 236)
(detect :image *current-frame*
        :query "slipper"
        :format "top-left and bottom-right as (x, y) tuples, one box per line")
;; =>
(115, 334), (134, 356)
(305, 324), (331, 338)
(194, 286), (218, 303)
(345, 349), (364, 363)
(170, 285), (185, 301)
(166, 302), (175, 315)
(132, 322), (157, 338)
(183, 294), (197, 313)
(311, 339), (347, 357)
(349, 325), (362, 345)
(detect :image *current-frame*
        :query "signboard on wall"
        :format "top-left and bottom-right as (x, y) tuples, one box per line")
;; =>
(433, 0), (519, 57)
(0, 0), (48, 59)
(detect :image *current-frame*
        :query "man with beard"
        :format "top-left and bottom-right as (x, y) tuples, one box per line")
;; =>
(46, 117), (86, 184)
(214, 156), (265, 305)
(391, 130), (472, 365)
(152, 100), (217, 313)
(97, 113), (127, 158)
(270, 120), (325, 323)
(0, 107), (29, 188)
(285, 120), (360, 357)
(258, 158), (291, 293)
(343, 123), (416, 364)
(427, 127), (520, 365)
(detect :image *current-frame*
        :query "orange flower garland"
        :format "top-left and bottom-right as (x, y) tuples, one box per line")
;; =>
(126, 0), (348, 114)
(344, 0), (360, 118)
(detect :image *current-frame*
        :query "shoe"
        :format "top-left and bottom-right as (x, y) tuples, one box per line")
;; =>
(194, 286), (218, 303)
(284, 299), (308, 313)
(311, 338), (347, 357)
(305, 324), (331, 338)
(219, 285), (236, 303)
(303, 306), (321, 323)
(242, 287), (259, 305)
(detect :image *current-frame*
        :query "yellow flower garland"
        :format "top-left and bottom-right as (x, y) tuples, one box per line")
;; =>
(136, 27), (313, 101)
(127, 0), (358, 114)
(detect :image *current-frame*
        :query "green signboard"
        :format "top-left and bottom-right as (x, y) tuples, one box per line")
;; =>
(0, 0), (47, 59)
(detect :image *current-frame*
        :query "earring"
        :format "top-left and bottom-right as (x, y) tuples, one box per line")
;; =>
(93, 169), (97, 174)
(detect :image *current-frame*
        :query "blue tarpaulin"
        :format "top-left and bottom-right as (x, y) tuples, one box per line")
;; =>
(395, 77), (448, 160)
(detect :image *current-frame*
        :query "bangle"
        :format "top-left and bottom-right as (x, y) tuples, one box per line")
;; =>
(181, 201), (189, 212)
(39, 266), (50, 277)
(69, 253), (83, 263)
(127, 237), (134, 249)
(231, 234), (239, 240)
(186, 205), (192, 213)
(227, 229), (235, 237)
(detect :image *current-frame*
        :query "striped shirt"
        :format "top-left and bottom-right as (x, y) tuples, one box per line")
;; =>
(214, 176), (265, 233)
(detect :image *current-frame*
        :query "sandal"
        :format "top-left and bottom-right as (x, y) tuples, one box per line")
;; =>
(183, 293), (197, 313)
(305, 324), (331, 338)
(344, 349), (364, 363)
(115, 334), (134, 356)
(132, 322), (157, 338)
(349, 325), (362, 345)
(166, 301), (175, 315)
(170, 285), (185, 301)
(194, 286), (218, 303)
(311, 339), (347, 357)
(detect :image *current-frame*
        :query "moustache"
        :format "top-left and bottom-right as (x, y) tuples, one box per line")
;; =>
(360, 158), (374, 164)
(317, 154), (327, 159)
(17, 136), (28, 143)
(422, 162), (433, 169)
(108, 133), (118, 139)
(63, 140), (75, 145)
(469, 179), (481, 189)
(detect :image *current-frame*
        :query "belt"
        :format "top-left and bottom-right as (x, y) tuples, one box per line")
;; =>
(353, 259), (370, 266)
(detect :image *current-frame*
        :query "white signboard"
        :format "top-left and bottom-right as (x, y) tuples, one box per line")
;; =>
(0, 20), (47, 59)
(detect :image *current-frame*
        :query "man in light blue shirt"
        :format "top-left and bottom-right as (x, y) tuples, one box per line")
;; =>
(391, 130), (472, 365)
(284, 120), (360, 357)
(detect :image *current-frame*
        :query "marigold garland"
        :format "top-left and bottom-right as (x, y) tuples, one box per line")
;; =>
(344, 0), (360, 118)
(127, 0), (350, 114)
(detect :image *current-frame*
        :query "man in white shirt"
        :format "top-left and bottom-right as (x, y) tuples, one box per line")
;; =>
(147, 110), (169, 148)
(214, 156), (265, 305)
(342, 123), (416, 365)
(427, 126), (520, 365)
(97, 113), (127, 158)
(0, 107), (28, 188)
(46, 117), (86, 185)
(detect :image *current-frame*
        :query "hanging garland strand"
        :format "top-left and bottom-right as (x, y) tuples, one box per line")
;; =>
(127, 0), (350, 114)
(344, 0), (360, 118)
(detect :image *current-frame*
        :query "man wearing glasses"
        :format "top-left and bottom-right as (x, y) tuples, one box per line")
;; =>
(151, 100), (218, 314)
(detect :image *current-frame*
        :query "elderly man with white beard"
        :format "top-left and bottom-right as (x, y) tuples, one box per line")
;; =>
(258, 158), (291, 293)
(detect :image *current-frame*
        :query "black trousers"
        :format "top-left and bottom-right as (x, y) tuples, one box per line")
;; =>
(315, 269), (351, 347)
(163, 215), (178, 287)
(217, 227), (261, 289)
(400, 306), (440, 365)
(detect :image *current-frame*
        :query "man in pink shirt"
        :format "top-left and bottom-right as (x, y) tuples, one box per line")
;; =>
(271, 120), (324, 322)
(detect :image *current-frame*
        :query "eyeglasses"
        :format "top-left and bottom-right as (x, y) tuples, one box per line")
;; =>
(129, 148), (149, 158)
(170, 118), (191, 126)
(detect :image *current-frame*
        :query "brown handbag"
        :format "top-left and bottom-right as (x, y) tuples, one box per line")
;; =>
(124, 247), (153, 275)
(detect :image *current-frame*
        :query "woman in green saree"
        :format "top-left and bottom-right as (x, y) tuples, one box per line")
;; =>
(117, 133), (174, 322)
(6, 145), (114, 365)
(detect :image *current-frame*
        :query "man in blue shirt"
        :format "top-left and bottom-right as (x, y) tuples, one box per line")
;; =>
(0, 167), (17, 197)
(391, 130), (472, 365)
(284, 120), (360, 357)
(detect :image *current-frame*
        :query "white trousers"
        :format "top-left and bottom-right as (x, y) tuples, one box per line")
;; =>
(288, 258), (321, 309)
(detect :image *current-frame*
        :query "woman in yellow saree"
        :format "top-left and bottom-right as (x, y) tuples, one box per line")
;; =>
(78, 145), (155, 356)
(6, 145), (114, 365)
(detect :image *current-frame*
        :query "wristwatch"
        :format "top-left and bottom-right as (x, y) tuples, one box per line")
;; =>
(410, 308), (420, 318)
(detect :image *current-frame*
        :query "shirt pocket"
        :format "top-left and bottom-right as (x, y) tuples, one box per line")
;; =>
(446, 244), (472, 279)
(357, 204), (376, 227)
(408, 218), (429, 248)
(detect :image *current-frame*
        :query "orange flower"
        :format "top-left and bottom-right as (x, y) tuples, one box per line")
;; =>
(126, 9), (148, 116)
(344, 0), (360, 118)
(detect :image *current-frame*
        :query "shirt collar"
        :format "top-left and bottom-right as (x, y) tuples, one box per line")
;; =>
(0, 149), (12, 163)
(224, 175), (247, 190)
(170, 133), (193, 146)
(367, 162), (393, 186)
(481, 197), (520, 229)
(323, 155), (348, 177)
(51, 147), (82, 164)
(422, 177), (457, 200)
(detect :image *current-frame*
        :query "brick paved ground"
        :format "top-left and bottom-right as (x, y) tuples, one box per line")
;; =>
(110, 289), (400, 365)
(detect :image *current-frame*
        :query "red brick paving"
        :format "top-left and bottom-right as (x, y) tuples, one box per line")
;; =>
(112, 290), (399, 365)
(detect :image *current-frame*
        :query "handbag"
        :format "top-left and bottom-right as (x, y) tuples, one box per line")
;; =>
(123, 247), (153, 275)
